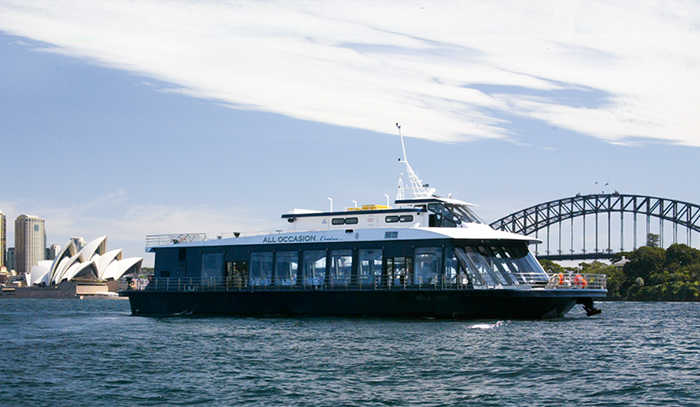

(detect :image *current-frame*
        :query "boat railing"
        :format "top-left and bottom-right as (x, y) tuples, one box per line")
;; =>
(146, 233), (207, 248)
(125, 273), (607, 292)
(545, 273), (607, 290)
(145, 231), (290, 249)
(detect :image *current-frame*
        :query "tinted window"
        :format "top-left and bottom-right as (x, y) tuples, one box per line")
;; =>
(329, 250), (353, 286)
(359, 249), (382, 285)
(414, 247), (442, 285)
(275, 251), (298, 286)
(385, 216), (399, 223)
(302, 250), (326, 286)
(250, 252), (273, 286)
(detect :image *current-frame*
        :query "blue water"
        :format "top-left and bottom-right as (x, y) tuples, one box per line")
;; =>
(1, 300), (699, 406)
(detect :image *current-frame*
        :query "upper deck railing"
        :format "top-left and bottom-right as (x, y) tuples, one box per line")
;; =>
(123, 273), (607, 293)
(146, 233), (207, 249)
(145, 231), (288, 250)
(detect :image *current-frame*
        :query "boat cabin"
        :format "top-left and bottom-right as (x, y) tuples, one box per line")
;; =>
(283, 196), (483, 231)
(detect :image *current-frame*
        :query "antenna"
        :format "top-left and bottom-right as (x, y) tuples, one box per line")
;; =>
(396, 123), (435, 199)
(397, 123), (408, 163)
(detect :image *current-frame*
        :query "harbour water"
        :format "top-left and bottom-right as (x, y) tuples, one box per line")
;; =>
(1, 300), (699, 406)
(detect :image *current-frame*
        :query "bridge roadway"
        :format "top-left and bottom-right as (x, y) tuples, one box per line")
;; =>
(489, 193), (700, 262)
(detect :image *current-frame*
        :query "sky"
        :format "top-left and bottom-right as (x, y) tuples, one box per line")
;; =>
(1, 0), (699, 267)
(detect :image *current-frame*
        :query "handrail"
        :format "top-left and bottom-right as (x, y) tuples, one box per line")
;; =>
(145, 231), (290, 249)
(145, 233), (207, 248)
(123, 273), (607, 292)
(545, 273), (607, 290)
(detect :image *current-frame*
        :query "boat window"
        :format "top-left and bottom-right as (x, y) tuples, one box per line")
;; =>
(476, 246), (513, 285)
(201, 253), (224, 281)
(447, 204), (483, 224)
(250, 252), (273, 286)
(414, 248), (442, 285)
(506, 246), (549, 284)
(332, 217), (359, 225)
(399, 215), (414, 223)
(428, 204), (459, 227)
(359, 249), (383, 286)
(444, 247), (459, 285)
(387, 257), (411, 286)
(453, 248), (486, 287)
(385, 215), (399, 223)
(495, 246), (527, 284)
(463, 247), (501, 286)
(275, 251), (299, 286)
(428, 203), (483, 227)
(302, 250), (326, 286)
(226, 261), (247, 288)
(485, 246), (518, 285)
(330, 250), (353, 286)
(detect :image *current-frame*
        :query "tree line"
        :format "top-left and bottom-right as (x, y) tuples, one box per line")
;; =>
(539, 234), (700, 301)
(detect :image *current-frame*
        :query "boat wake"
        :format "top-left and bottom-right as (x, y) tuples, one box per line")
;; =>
(469, 321), (509, 330)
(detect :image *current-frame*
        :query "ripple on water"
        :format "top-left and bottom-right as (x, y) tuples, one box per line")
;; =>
(1, 300), (699, 406)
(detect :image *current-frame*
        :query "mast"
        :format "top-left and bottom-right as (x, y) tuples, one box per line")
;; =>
(396, 123), (435, 200)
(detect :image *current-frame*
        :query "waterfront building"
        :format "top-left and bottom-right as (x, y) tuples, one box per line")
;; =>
(0, 210), (5, 269)
(46, 244), (61, 261)
(25, 235), (142, 286)
(15, 215), (46, 275)
(6, 248), (14, 271)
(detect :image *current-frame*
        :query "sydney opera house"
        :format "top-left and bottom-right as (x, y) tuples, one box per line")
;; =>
(23, 236), (142, 294)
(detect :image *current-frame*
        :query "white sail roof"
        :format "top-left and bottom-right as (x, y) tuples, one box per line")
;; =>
(25, 236), (142, 286)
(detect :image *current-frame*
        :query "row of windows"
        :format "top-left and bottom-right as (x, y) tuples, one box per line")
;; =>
(197, 244), (547, 288)
(331, 214), (415, 226)
(331, 217), (359, 225)
(386, 215), (414, 223)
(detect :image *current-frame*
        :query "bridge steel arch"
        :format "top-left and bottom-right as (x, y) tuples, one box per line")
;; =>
(489, 194), (700, 261)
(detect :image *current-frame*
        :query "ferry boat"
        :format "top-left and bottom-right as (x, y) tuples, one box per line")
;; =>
(123, 126), (606, 319)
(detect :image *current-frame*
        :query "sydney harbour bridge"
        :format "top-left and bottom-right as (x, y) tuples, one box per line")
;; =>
(489, 194), (700, 261)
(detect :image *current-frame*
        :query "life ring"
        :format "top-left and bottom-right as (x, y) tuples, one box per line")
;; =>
(549, 274), (561, 285)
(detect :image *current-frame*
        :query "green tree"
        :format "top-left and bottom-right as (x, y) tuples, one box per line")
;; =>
(580, 261), (625, 299)
(538, 259), (565, 275)
(646, 233), (660, 247)
(623, 246), (666, 282)
(665, 243), (700, 269)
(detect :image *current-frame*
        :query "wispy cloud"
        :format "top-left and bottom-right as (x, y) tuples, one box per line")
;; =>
(0, 0), (698, 145)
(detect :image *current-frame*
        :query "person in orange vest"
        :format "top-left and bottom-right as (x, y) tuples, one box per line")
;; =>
(573, 274), (588, 288)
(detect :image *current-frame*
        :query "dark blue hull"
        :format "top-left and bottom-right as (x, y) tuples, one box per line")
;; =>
(122, 289), (606, 319)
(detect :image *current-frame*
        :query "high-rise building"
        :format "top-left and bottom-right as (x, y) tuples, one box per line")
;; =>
(15, 215), (46, 275)
(46, 244), (61, 261)
(0, 210), (6, 269)
(6, 248), (14, 271)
